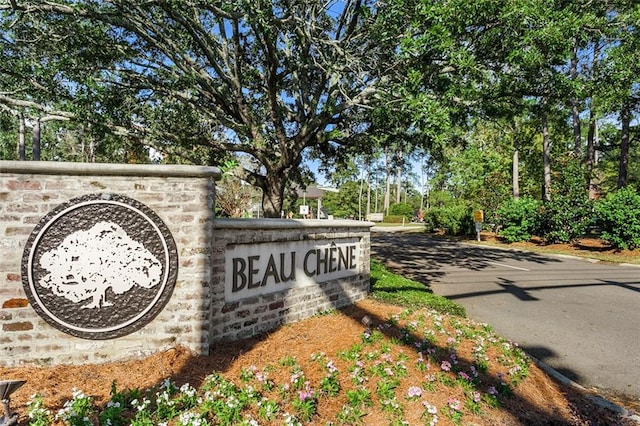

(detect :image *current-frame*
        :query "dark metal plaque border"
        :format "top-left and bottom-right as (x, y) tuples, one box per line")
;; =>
(21, 193), (178, 340)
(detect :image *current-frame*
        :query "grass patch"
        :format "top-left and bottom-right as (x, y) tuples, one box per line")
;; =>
(370, 258), (466, 317)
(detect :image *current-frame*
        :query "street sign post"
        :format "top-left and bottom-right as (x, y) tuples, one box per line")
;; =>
(473, 210), (484, 242)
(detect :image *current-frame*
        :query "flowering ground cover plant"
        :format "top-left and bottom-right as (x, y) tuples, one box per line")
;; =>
(3, 260), (634, 425)
(19, 303), (591, 425)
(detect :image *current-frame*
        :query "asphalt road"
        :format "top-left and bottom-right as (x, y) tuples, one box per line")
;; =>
(371, 231), (640, 402)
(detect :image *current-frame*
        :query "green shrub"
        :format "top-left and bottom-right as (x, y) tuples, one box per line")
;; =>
(383, 215), (406, 223)
(425, 204), (474, 235)
(495, 197), (540, 243)
(539, 195), (592, 243)
(595, 186), (640, 250)
(538, 156), (593, 243)
(389, 203), (414, 221)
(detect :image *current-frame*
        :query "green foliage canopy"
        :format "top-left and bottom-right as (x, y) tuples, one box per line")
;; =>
(0, 0), (395, 217)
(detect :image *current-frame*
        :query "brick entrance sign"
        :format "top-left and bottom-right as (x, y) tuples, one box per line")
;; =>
(0, 161), (372, 366)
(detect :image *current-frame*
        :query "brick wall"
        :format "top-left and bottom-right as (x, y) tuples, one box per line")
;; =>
(1, 161), (218, 366)
(0, 161), (373, 367)
(209, 219), (372, 344)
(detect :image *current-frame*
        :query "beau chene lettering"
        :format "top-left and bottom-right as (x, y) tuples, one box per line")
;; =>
(232, 244), (358, 292)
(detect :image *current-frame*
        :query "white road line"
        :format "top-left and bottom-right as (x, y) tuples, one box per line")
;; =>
(485, 261), (530, 271)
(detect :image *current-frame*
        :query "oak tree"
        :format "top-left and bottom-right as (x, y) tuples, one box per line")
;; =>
(1, 0), (389, 217)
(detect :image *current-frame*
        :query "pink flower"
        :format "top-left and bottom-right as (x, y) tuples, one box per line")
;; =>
(440, 361), (451, 372)
(407, 386), (423, 398)
(448, 398), (461, 411)
(298, 389), (313, 401)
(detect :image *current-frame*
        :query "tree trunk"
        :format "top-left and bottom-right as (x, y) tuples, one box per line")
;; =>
(32, 119), (41, 161)
(512, 145), (520, 200)
(395, 150), (402, 204)
(586, 112), (597, 198)
(358, 168), (364, 221)
(512, 121), (520, 200)
(617, 99), (631, 189)
(585, 41), (600, 198)
(261, 175), (285, 218)
(18, 113), (25, 161)
(384, 148), (391, 214)
(542, 107), (552, 202)
(89, 133), (96, 162)
(570, 41), (582, 156)
(366, 169), (371, 217)
(420, 166), (425, 213)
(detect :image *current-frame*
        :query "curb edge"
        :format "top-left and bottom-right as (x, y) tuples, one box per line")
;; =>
(529, 355), (640, 424)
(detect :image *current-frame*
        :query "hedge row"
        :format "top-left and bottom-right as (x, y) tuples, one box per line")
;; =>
(492, 187), (640, 249)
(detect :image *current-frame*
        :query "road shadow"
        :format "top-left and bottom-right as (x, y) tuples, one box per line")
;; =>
(371, 232), (562, 287)
(521, 345), (583, 384)
(442, 279), (640, 301)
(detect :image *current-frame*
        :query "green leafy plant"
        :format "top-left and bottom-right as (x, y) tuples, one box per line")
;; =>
(421, 401), (439, 425)
(444, 397), (464, 424)
(346, 386), (373, 409)
(425, 203), (475, 236)
(595, 186), (640, 249)
(290, 385), (317, 422)
(98, 399), (125, 426)
(26, 394), (52, 426)
(257, 398), (280, 421)
(539, 196), (592, 243)
(495, 196), (541, 242)
(336, 404), (366, 424)
(55, 389), (96, 426)
(538, 157), (593, 243)
(129, 397), (154, 426)
(319, 372), (341, 397)
(177, 410), (210, 426)
(388, 202), (415, 221)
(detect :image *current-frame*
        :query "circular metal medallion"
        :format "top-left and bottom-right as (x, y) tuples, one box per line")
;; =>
(21, 193), (178, 340)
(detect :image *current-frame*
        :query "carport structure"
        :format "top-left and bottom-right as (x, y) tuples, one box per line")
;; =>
(295, 185), (338, 219)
